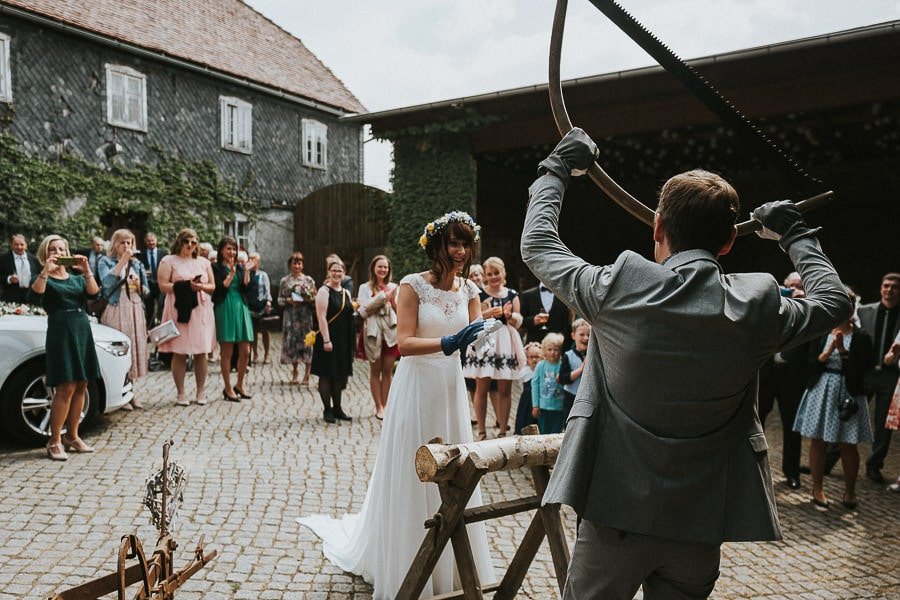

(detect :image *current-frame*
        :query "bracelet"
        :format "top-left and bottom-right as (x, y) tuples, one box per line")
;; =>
(323, 339), (331, 344)
(37, 273), (48, 280)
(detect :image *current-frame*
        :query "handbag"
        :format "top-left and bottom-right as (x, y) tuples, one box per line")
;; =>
(148, 319), (181, 345)
(86, 269), (128, 318)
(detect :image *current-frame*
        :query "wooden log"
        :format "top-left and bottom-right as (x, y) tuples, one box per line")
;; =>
(415, 433), (564, 483)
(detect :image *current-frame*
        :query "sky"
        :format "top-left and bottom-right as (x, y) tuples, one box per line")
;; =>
(244, 0), (900, 191)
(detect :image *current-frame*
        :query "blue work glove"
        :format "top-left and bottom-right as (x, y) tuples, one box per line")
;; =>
(440, 320), (485, 356)
(538, 127), (599, 185)
(750, 200), (820, 251)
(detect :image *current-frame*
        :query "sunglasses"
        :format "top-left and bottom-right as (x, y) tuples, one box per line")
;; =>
(182, 239), (198, 246)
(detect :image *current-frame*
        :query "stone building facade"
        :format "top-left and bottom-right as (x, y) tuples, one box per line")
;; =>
(0, 0), (365, 282)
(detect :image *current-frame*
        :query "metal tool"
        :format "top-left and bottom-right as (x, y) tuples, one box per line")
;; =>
(548, 0), (834, 235)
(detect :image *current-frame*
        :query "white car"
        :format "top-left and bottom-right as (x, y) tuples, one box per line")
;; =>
(0, 306), (134, 446)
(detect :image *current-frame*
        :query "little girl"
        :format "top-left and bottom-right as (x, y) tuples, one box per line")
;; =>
(514, 342), (543, 434)
(531, 333), (566, 434)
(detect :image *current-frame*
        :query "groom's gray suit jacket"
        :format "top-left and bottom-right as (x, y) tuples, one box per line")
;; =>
(521, 174), (851, 546)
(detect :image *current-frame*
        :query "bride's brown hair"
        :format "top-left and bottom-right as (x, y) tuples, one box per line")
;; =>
(426, 221), (476, 283)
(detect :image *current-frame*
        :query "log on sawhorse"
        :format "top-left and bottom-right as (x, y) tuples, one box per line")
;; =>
(396, 425), (569, 599)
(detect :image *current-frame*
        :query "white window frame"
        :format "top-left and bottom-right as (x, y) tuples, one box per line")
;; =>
(105, 64), (147, 132)
(220, 96), (253, 154)
(0, 34), (11, 103)
(224, 216), (251, 252)
(302, 118), (328, 169)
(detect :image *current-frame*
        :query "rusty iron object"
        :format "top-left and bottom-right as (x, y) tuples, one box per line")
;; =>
(49, 441), (216, 600)
(548, 0), (834, 235)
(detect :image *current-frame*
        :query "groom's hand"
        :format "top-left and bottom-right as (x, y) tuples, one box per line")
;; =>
(538, 127), (599, 185)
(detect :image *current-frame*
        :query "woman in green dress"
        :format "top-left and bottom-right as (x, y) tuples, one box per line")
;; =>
(28, 234), (101, 461)
(212, 236), (254, 402)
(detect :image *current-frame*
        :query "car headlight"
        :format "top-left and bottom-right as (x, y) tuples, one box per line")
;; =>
(96, 340), (130, 357)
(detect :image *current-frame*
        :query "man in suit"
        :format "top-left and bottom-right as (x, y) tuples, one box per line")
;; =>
(139, 232), (167, 328)
(758, 272), (810, 489)
(0, 233), (41, 304)
(858, 272), (900, 484)
(519, 282), (572, 345)
(521, 128), (850, 599)
(74, 236), (106, 275)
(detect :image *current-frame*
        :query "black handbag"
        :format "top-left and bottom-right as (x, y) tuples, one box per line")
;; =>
(87, 267), (128, 318)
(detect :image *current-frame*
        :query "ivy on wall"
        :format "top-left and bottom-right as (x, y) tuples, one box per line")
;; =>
(0, 132), (256, 248)
(386, 132), (477, 277)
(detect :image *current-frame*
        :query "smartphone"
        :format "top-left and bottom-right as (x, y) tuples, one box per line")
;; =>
(56, 256), (75, 267)
(192, 274), (202, 282)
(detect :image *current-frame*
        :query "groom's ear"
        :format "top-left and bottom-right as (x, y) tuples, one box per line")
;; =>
(652, 213), (665, 243)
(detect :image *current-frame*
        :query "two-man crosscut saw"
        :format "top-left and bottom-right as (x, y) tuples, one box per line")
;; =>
(548, 0), (834, 235)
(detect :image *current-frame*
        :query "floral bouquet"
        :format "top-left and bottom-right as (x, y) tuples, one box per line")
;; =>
(0, 302), (46, 317)
(293, 279), (317, 303)
(304, 330), (317, 347)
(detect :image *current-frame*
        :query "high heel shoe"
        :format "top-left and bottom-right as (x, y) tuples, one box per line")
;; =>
(175, 394), (190, 406)
(195, 393), (207, 406)
(223, 390), (241, 402)
(61, 435), (94, 453)
(477, 431), (487, 441)
(234, 387), (252, 400)
(46, 441), (68, 461)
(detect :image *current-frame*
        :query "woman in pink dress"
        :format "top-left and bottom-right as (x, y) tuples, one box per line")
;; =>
(98, 228), (149, 409)
(156, 228), (216, 406)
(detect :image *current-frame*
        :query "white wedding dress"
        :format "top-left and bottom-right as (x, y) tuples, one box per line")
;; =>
(298, 273), (496, 598)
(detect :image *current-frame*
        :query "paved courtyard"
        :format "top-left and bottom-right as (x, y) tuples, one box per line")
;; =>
(1, 333), (898, 599)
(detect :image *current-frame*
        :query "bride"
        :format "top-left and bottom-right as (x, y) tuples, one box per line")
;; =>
(299, 211), (496, 598)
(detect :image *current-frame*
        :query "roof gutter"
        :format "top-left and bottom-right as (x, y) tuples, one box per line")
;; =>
(0, 3), (349, 117)
(344, 19), (899, 124)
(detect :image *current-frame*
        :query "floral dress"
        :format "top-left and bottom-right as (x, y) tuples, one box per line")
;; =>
(279, 273), (316, 365)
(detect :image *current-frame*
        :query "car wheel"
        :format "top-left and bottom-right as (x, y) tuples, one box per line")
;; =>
(0, 359), (101, 446)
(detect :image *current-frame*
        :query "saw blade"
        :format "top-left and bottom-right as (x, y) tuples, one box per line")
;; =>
(587, 0), (822, 191)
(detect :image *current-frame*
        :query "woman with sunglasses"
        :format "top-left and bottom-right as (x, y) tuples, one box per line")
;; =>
(156, 228), (216, 406)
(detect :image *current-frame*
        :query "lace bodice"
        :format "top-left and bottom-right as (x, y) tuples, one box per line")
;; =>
(400, 273), (478, 340)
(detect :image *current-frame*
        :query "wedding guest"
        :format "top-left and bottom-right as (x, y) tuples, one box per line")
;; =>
(794, 291), (874, 510)
(326, 252), (355, 296)
(212, 237), (254, 401)
(197, 242), (213, 259)
(28, 235), (100, 460)
(357, 255), (399, 420)
(531, 333), (567, 434)
(279, 252), (317, 386)
(139, 232), (167, 328)
(558, 318), (590, 421)
(98, 229), (149, 410)
(311, 259), (355, 422)
(514, 341), (543, 434)
(247, 252), (273, 365)
(0, 233), (40, 304)
(463, 256), (525, 439)
(468, 263), (485, 290)
(156, 229), (216, 406)
(859, 273), (900, 484)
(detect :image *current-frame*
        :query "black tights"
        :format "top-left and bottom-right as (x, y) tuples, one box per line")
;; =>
(318, 377), (347, 413)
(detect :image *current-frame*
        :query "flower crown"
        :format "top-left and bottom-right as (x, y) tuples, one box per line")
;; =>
(419, 211), (481, 250)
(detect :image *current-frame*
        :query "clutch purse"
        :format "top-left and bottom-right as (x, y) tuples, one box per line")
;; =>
(148, 319), (180, 345)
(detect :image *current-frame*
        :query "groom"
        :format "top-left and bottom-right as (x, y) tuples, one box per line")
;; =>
(521, 128), (851, 599)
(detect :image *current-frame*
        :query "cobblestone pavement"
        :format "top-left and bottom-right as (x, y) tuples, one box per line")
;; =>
(1, 333), (898, 599)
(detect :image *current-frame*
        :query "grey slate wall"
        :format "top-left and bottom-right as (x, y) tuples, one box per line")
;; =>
(1, 13), (362, 228)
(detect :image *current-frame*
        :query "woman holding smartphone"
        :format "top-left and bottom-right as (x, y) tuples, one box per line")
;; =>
(156, 228), (216, 406)
(28, 235), (100, 460)
(211, 236), (254, 402)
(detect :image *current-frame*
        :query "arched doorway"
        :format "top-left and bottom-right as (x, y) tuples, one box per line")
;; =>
(294, 183), (389, 291)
